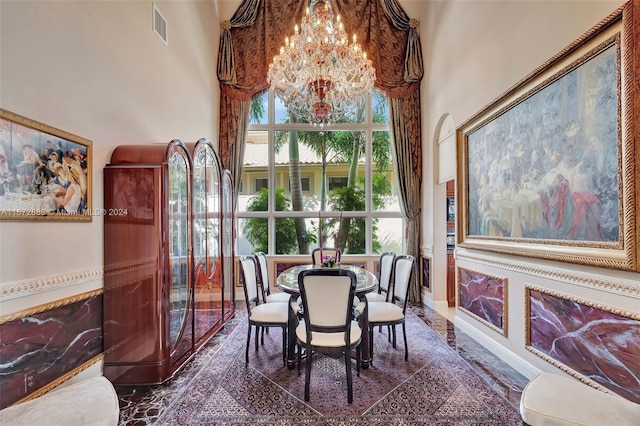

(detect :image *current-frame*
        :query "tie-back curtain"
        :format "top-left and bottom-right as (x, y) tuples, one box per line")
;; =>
(218, 0), (423, 301)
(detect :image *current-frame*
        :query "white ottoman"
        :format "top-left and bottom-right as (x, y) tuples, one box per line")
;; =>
(0, 376), (119, 426)
(520, 372), (640, 426)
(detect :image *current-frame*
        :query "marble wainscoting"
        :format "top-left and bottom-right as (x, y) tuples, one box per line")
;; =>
(527, 285), (640, 403)
(0, 292), (103, 409)
(458, 267), (507, 335)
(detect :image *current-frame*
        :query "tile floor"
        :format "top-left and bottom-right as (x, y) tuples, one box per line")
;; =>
(116, 303), (530, 425)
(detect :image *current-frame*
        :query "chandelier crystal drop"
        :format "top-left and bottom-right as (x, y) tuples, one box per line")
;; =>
(267, 0), (376, 127)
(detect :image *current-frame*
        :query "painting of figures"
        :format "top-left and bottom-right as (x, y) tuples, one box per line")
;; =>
(457, 4), (638, 271)
(466, 44), (618, 242)
(0, 109), (92, 221)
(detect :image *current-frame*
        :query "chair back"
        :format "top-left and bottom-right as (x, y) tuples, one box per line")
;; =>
(298, 269), (357, 335)
(311, 247), (341, 265)
(239, 255), (260, 311)
(255, 252), (270, 298)
(378, 252), (395, 297)
(391, 255), (415, 312)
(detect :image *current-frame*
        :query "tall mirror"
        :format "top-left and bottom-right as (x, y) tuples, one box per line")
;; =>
(192, 140), (223, 341)
(168, 150), (190, 348)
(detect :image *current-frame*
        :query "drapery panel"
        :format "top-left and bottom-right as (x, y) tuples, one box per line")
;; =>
(218, 0), (423, 301)
(218, 0), (307, 194)
(389, 91), (422, 302)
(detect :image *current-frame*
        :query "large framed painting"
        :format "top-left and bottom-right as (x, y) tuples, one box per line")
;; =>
(0, 109), (92, 221)
(525, 285), (640, 403)
(456, 3), (638, 270)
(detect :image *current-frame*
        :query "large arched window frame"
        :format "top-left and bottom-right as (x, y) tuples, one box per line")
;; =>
(218, 0), (424, 300)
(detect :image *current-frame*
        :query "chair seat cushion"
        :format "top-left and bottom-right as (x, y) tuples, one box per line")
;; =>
(266, 292), (291, 303)
(368, 301), (404, 323)
(520, 373), (640, 426)
(365, 293), (387, 302)
(250, 303), (289, 324)
(296, 320), (362, 348)
(0, 376), (119, 426)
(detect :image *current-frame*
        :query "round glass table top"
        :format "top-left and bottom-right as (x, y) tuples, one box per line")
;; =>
(277, 264), (378, 295)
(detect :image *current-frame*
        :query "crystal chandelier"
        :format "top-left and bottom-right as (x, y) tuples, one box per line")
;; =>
(267, 0), (375, 127)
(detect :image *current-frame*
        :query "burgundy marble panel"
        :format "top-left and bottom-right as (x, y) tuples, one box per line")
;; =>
(529, 289), (640, 403)
(459, 268), (505, 332)
(0, 295), (103, 409)
(421, 256), (431, 290)
(275, 262), (306, 277)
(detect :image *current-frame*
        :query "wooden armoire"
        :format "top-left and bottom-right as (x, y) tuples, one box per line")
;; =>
(102, 139), (235, 385)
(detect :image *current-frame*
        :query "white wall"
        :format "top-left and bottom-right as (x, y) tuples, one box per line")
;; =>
(2, 0), (638, 384)
(418, 0), (640, 377)
(0, 0), (221, 314)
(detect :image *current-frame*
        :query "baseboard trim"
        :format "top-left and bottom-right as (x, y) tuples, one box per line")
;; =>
(454, 315), (540, 379)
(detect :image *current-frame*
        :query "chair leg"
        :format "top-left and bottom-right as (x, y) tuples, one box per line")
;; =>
(245, 324), (252, 363)
(282, 326), (287, 366)
(369, 326), (374, 363)
(356, 345), (361, 377)
(345, 346), (353, 404)
(261, 326), (265, 345)
(392, 324), (397, 348)
(304, 344), (312, 402)
(255, 325), (260, 352)
(402, 322), (408, 361)
(297, 343), (302, 374)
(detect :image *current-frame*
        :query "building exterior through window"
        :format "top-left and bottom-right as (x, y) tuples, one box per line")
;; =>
(236, 89), (404, 256)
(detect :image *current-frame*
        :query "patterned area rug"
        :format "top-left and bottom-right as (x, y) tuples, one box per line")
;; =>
(156, 310), (523, 425)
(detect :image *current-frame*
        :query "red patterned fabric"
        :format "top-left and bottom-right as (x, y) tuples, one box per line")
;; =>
(219, 0), (423, 175)
(333, 0), (419, 98)
(218, 2), (423, 284)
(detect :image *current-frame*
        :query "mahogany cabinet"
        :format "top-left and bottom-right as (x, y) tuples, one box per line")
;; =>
(103, 139), (234, 385)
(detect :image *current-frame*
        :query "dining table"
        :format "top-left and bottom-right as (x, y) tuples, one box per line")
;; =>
(276, 263), (378, 369)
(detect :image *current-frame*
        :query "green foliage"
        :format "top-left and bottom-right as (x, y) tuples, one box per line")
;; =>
(327, 186), (372, 254)
(249, 92), (266, 124)
(243, 188), (299, 254)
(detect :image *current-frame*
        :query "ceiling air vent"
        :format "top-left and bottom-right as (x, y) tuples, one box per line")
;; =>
(153, 4), (168, 45)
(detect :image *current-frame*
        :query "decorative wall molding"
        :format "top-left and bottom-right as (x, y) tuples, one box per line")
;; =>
(0, 268), (104, 301)
(0, 257), (159, 302)
(421, 245), (434, 257)
(456, 250), (640, 297)
(0, 289), (103, 324)
(454, 313), (540, 379)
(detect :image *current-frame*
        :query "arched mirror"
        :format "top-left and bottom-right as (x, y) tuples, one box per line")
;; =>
(193, 141), (220, 275)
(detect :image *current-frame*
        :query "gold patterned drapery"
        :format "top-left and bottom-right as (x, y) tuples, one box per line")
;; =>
(218, 0), (423, 301)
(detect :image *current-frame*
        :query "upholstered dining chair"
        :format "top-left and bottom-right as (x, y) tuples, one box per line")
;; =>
(365, 251), (395, 303)
(311, 247), (341, 265)
(255, 252), (290, 303)
(239, 255), (289, 366)
(296, 268), (361, 403)
(367, 254), (415, 362)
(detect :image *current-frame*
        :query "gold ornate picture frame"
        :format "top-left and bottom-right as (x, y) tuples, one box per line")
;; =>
(457, 3), (638, 271)
(0, 109), (92, 221)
